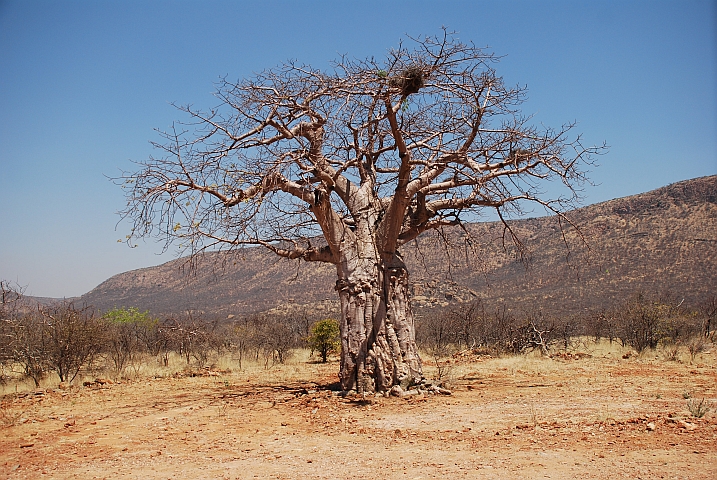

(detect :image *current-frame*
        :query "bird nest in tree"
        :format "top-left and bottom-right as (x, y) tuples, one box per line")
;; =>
(389, 66), (425, 96)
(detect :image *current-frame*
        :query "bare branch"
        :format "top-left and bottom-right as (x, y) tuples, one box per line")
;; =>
(117, 29), (604, 276)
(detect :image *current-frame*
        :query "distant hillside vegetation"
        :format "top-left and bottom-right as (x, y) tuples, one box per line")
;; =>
(79, 176), (717, 317)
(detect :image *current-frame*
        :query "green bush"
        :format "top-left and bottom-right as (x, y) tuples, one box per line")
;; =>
(307, 318), (340, 363)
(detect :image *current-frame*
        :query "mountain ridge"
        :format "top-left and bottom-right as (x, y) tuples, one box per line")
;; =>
(73, 175), (716, 317)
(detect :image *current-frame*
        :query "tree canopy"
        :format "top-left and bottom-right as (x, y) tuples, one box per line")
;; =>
(119, 30), (603, 263)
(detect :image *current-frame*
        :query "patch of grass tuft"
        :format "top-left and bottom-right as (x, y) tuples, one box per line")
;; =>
(686, 398), (712, 418)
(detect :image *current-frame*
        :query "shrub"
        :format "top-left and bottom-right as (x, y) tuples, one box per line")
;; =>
(618, 293), (662, 351)
(589, 310), (618, 344)
(0, 281), (24, 383)
(15, 302), (107, 385)
(698, 296), (716, 338)
(416, 301), (560, 357)
(161, 314), (222, 367)
(615, 293), (703, 352)
(10, 313), (49, 386)
(687, 398), (712, 418)
(7, 300), (108, 386)
(254, 314), (300, 366)
(102, 307), (156, 374)
(43, 302), (107, 382)
(307, 318), (340, 363)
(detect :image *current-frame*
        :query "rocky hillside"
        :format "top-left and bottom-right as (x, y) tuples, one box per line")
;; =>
(79, 176), (717, 317)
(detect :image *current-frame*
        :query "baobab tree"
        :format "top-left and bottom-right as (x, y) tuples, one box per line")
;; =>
(119, 31), (603, 393)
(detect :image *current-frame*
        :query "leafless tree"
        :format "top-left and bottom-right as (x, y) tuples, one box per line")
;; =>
(7, 302), (105, 386)
(159, 314), (219, 367)
(101, 308), (157, 376)
(11, 312), (48, 387)
(0, 281), (24, 383)
(119, 31), (603, 392)
(245, 313), (302, 367)
(153, 318), (178, 367)
(38, 302), (106, 383)
(699, 296), (716, 339)
(0, 281), (23, 308)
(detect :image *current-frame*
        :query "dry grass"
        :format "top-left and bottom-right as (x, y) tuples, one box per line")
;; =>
(0, 400), (25, 428)
(1, 338), (715, 479)
(2, 337), (714, 396)
(687, 398), (714, 418)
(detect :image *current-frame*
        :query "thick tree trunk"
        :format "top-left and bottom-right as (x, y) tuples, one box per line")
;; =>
(335, 253), (423, 393)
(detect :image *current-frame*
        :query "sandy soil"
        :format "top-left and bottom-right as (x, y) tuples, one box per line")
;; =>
(1, 344), (716, 479)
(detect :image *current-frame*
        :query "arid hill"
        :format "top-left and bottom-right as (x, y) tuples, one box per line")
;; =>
(78, 176), (717, 317)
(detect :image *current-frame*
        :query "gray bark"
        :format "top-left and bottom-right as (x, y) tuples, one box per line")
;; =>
(336, 251), (422, 393)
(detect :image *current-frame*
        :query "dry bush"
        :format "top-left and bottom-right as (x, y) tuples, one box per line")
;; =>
(38, 302), (106, 383)
(6, 302), (106, 386)
(253, 313), (302, 367)
(615, 293), (664, 352)
(415, 309), (457, 382)
(10, 312), (49, 386)
(610, 292), (707, 354)
(698, 296), (716, 339)
(0, 281), (24, 384)
(613, 293), (678, 352)
(687, 398), (713, 418)
(158, 314), (223, 367)
(589, 310), (619, 344)
(224, 311), (307, 369)
(0, 400), (25, 428)
(686, 336), (708, 362)
(416, 300), (564, 359)
(102, 307), (157, 375)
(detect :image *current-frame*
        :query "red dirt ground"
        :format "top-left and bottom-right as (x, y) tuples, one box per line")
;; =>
(1, 346), (715, 479)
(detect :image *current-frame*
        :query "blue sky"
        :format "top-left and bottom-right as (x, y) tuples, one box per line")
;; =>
(1, 0), (715, 298)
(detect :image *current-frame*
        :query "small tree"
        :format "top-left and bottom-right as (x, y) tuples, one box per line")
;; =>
(699, 296), (716, 338)
(0, 281), (23, 382)
(39, 302), (106, 383)
(307, 319), (340, 363)
(102, 307), (156, 375)
(154, 318), (179, 366)
(119, 30), (603, 392)
(167, 314), (217, 366)
(252, 313), (300, 367)
(617, 293), (663, 352)
(11, 313), (49, 387)
(615, 293), (695, 353)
